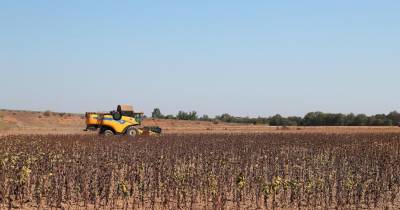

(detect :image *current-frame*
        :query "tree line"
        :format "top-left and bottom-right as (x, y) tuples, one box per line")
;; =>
(151, 108), (400, 126)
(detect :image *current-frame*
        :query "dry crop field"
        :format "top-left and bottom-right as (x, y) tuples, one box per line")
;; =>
(1, 133), (400, 209)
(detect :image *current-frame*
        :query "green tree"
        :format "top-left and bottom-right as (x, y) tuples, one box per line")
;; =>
(333, 114), (346, 125)
(287, 116), (302, 126)
(188, 111), (198, 120)
(151, 108), (164, 119)
(345, 113), (356, 126)
(387, 111), (400, 126)
(368, 114), (392, 126)
(353, 114), (368, 126)
(303, 112), (324, 126)
(269, 114), (283, 126)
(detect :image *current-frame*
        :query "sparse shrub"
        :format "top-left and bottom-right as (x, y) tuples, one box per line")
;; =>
(164, 115), (176, 119)
(199, 114), (211, 121)
(43, 110), (52, 117)
(176, 110), (198, 120)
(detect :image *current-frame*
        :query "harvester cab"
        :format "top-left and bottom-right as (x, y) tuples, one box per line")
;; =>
(84, 105), (162, 137)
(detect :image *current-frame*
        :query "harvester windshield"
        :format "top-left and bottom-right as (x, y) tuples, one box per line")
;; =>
(134, 113), (144, 124)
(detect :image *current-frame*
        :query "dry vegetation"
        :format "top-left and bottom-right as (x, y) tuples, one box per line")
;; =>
(1, 133), (400, 209)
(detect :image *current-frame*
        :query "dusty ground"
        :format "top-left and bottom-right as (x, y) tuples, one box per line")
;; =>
(0, 109), (399, 135)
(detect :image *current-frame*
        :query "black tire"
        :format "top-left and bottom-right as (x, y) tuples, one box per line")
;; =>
(104, 130), (114, 136)
(126, 127), (138, 138)
(100, 128), (114, 136)
(86, 126), (98, 131)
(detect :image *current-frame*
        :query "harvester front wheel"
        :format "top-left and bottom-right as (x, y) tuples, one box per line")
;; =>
(126, 127), (138, 138)
(100, 129), (114, 137)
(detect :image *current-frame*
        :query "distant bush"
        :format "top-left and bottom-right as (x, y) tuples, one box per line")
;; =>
(164, 115), (176, 120)
(43, 110), (52, 117)
(199, 114), (211, 121)
(176, 111), (197, 120)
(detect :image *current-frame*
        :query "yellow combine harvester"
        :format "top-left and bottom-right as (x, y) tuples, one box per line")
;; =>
(84, 105), (162, 137)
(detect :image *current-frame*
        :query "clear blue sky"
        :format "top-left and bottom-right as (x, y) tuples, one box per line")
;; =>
(1, 1), (399, 117)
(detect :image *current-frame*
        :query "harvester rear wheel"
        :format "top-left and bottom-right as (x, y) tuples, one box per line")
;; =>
(126, 127), (138, 138)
